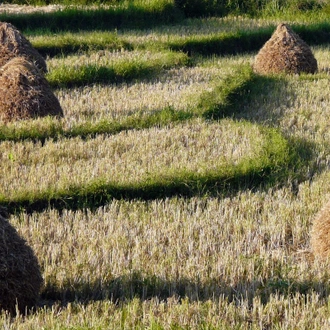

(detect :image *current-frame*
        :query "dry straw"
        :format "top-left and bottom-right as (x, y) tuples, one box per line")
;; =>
(0, 57), (63, 123)
(0, 21), (47, 73)
(253, 23), (318, 75)
(311, 200), (330, 260)
(0, 214), (43, 314)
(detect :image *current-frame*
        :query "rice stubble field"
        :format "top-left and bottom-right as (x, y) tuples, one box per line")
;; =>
(1, 3), (330, 329)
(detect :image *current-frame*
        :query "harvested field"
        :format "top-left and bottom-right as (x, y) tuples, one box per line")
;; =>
(0, 3), (330, 328)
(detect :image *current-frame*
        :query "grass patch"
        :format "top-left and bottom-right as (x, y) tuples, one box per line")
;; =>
(31, 31), (133, 57)
(0, 121), (302, 214)
(46, 50), (190, 87)
(0, 108), (192, 143)
(0, 64), (254, 142)
(196, 64), (256, 119)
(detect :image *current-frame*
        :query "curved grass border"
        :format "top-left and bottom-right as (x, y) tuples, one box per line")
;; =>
(0, 65), (255, 143)
(0, 122), (298, 214)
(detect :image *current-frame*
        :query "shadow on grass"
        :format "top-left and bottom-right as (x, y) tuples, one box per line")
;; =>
(212, 73), (292, 122)
(40, 269), (330, 307)
(29, 22), (330, 58)
(0, 5), (183, 33)
(169, 22), (330, 56)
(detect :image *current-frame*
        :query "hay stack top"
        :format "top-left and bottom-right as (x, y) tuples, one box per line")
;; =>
(253, 23), (317, 75)
(0, 21), (47, 73)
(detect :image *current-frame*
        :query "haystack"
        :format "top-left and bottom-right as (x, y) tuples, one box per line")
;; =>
(253, 23), (317, 75)
(0, 215), (43, 314)
(0, 57), (63, 123)
(0, 22), (47, 73)
(311, 200), (330, 259)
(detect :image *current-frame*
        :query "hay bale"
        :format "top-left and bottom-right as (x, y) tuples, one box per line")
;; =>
(253, 23), (318, 75)
(0, 214), (43, 314)
(0, 57), (63, 123)
(0, 22), (47, 73)
(310, 200), (330, 260)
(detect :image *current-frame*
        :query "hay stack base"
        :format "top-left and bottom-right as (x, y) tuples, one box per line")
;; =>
(310, 200), (330, 259)
(254, 23), (317, 75)
(0, 57), (63, 123)
(0, 22), (47, 73)
(0, 215), (43, 314)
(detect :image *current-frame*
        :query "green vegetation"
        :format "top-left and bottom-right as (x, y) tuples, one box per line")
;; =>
(0, 0), (330, 328)
(47, 50), (190, 87)
(31, 31), (133, 57)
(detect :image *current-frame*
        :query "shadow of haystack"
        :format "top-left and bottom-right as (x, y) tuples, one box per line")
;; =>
(0, 22), (47, 73)
(254, 23), (318, 75)
(0, 215), (43, 314)
(0, 57), (63, 123)
(310, 200), (330, 260)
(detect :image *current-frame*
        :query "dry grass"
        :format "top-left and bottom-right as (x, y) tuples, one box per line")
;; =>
(4, 172), (330, 327)
(0, 119), (262, 197)
(14, 189), (311, 294)
(0, 4), (63, 14)
(54, 61), (240, 125)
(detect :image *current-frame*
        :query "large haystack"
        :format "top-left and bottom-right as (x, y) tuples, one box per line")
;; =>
(310, 200), (330, 260)
(0, 22), (47, 73)
(0, 57), (63, 123)
(253, 23), (317, 75)
(0, 214), (43, 314)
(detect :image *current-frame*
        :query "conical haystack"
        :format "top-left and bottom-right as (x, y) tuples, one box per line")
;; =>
(0, 22), (47, 73)
(310, 200), (330, 259)
(253, 23), (317, 75)
(0, 214), (43, 314)
(0, 57), (63, 123)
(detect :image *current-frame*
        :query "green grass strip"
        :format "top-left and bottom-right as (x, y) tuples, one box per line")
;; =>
(0, 65), (255, 142)
(32, 32), (133, 58)
(0, 123), (298, 214)
(195, 65), (256, 119)
(46, 51), (190, 88)
(0, 108), (192, 143)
